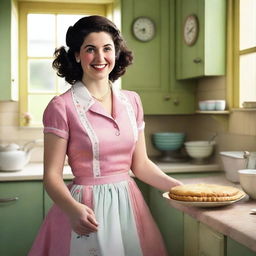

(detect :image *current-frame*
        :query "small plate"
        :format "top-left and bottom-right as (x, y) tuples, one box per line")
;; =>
(162, 192), (246, 208)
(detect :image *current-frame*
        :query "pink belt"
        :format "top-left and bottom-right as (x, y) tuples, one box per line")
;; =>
(73, 172), (132, 185)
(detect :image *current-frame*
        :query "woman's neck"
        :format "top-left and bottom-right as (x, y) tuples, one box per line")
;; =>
(82, 78), (111, 101)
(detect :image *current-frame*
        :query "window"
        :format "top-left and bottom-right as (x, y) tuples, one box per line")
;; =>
(19, 2), (107, 126)
(233, 0), (256, 107)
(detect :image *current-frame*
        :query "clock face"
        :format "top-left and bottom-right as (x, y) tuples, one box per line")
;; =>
(132, 17), (155, 42)
(183, 15), (199, 46)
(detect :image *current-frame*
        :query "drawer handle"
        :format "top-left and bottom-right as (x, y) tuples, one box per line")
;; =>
(193, 57), (202, 63)
(0, 197), (19, 203)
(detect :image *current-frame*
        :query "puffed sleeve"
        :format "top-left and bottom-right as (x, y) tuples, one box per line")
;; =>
(43, 96), (69, 140)
(133, 92), (145, 132)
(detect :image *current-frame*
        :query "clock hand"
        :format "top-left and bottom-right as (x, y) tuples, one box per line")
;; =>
(188, 27), (194, 33)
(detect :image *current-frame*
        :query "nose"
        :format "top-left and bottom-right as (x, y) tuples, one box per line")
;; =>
(94, 49), (105, 62)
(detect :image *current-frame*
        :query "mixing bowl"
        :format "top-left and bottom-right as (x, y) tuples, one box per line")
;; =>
(238, 169), (256, 199)
(152, 132), (186, 151)
(220, 151), (256, 183)
(184, 141), (215, 163)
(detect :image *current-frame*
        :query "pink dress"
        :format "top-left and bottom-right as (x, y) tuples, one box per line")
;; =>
(29, 81), (168, 256)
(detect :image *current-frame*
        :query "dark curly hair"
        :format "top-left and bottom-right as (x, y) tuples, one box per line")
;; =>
(52, 15), (133, 84)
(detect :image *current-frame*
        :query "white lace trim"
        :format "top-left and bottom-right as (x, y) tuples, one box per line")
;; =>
(118, 91), (138, 142)
(44, 126), (69, 135)
(71, 86), (101, 178)
(138, 122), (145, 131)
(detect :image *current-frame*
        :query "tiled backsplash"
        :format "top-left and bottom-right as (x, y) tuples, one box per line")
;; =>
(0, 101), (43, 162)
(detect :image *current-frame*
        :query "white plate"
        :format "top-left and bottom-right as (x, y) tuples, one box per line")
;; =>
(162, 192), (246, 208)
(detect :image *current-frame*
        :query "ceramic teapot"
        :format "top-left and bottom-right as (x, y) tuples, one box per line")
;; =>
(0, 139), (42, 171)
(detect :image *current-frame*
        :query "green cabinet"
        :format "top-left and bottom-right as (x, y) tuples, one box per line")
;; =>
(184, 214), (199, 256)
(184, 215), (225, 256)
(227, 237), (256, 256)
(176, 0), (226, 79)
(150, 186), (184, 256)
(121, 0), (196, 114)
(0, 0), (18, 101)
(0, 181), (43, 256)
(199, 222), (225, 256)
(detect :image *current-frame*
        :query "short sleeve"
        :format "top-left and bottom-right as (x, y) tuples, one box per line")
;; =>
(43, 96), (69, 140)
(133, 92), (145, 131)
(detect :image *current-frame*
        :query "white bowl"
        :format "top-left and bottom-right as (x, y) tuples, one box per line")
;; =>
(219, 151), (256, 183)
(185, 141), (215, 161)
(215, 100), (226, 111)
(204, 100), (216, 111)
(238, 169), (256, 199)
(198, 101), (207, 111)
(219, 151), (247, 183)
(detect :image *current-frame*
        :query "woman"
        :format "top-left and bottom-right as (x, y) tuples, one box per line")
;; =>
(29, 15), (182, 256)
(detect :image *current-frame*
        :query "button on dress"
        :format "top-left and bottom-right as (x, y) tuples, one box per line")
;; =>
(28, 81), (168, 256)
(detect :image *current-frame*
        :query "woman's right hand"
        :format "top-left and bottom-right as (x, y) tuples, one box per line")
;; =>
(69, 203), (99, 236)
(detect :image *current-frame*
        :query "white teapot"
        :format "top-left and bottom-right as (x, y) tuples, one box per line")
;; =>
(0, 139), (42, 171)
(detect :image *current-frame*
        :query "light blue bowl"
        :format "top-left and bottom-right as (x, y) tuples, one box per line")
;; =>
(152, 132), (185, 151)
(153, 132), (185, 138)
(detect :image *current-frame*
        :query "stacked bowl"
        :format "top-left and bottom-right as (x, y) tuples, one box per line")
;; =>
(152, 132), (186, 152)
(184, 141), (215, 163)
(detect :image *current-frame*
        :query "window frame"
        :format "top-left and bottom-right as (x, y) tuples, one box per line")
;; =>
(232, 0), (256, 108)
(19, 2), (107, 126)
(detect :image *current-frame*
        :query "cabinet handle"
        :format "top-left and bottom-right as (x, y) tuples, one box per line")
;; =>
(173, 99), (180, 105)
(193, 58), (202, 63)
(164, 95), (171, 101)
(0, 197), (19, 203)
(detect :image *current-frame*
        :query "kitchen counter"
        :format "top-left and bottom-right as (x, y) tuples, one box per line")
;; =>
(0, 161), (221, 181)
(166, 174), (256, 253)
(0, 163), (73, 181)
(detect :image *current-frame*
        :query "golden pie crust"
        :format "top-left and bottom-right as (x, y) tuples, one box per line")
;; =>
(169, 183), (245, 202)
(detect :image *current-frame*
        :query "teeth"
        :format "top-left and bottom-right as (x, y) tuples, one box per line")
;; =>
(93, 64), (106, 68)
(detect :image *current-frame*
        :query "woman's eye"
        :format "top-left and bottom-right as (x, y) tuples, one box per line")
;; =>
(86, 47), (95, 53)
(104, 47), (112, 52)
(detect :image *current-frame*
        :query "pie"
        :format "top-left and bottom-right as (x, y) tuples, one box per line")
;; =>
(169, 183), (245, 202)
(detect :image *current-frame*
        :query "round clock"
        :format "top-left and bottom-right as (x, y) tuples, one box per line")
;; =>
(183, 14), (199, 46)
(132, 17), (156, 42)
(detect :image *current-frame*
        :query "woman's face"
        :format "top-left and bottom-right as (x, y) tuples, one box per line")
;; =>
(76, 31), (116, 82)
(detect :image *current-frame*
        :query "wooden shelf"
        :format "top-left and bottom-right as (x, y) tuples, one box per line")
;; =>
(196, 110), (230, 114)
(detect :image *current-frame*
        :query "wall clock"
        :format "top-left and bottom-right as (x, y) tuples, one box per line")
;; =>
(183, 14), (199, 46)
(132, 17), (156, 42)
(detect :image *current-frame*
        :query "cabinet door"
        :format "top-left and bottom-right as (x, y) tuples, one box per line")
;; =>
(199, 223), (225, 256)
(184, 214), (199, 256)
(150, 187), (184, 256)
(121, 0), (195, 114)
(176, 0), (226, 79)
(0, 181), (43, 256)
(227, 237), (256, 256)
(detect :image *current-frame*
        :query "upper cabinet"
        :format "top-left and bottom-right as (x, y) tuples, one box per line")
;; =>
(121, 0), (196, 115)
(0, 0), (18, 101)
(176, 0), (226, 80)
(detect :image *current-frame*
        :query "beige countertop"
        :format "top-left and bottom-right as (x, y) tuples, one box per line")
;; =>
(0, 162), (221, 181)
(166, 174), (256, 253)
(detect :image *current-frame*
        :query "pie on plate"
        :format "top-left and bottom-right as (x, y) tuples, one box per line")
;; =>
(163, 183), (246, 207)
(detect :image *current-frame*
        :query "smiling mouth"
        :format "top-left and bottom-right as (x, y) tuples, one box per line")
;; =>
(91, 64), (107, 70)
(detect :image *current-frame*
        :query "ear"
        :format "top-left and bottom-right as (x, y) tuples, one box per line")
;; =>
(74, 52), (80, 63)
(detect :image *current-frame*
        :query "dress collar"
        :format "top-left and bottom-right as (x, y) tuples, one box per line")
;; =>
(71, 80), (125, 118)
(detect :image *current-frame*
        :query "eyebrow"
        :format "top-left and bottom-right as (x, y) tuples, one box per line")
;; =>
(83, 43), (113, 49)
